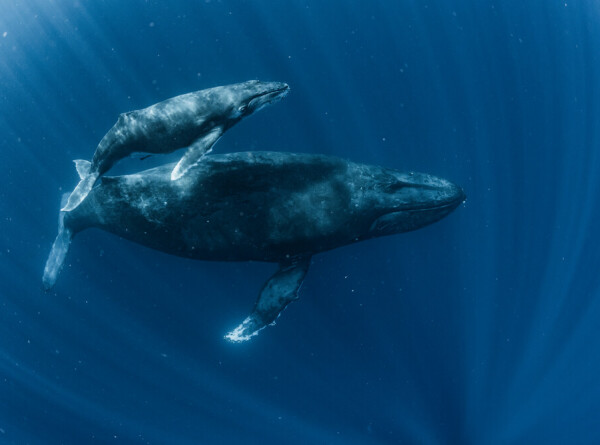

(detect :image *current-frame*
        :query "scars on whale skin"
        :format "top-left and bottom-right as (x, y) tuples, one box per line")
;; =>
(44, 151), (465, 342)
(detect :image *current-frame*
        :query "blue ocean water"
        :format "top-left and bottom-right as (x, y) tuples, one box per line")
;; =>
(1, 0), (599, 443)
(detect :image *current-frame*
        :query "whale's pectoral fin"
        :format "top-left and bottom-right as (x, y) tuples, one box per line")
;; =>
(171, 126), (223, 181)
(74, 160), (91, 179)
(225, 257), (311, 342)
(61, 170), (100, 212)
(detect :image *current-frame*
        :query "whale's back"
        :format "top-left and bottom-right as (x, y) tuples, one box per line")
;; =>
(66, 152), (369, 262)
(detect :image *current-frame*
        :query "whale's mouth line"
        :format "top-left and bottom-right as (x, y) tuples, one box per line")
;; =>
(371, 194), (465, 233)
(393, 193), (466, 213)
(250, 85), (290, 105)
(405, 200), (462, 212)
(270, 85), (290, 95)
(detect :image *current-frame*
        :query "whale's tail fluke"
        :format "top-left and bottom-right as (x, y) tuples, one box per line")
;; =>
(43, 194), (73, 290)
(61, 160), (99, 212)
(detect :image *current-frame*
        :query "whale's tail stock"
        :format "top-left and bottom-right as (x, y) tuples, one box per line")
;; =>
(60, 160), (99, 212)
(43, 193), (74, 290)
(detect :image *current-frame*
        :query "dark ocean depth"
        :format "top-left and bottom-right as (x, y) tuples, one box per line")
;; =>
(1, 1), (599, 443)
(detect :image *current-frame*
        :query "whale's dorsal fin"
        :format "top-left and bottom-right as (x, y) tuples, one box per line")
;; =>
(225, 256), (311, 342)
(117, 111), (133, 123)
(170, 126), (223, 181)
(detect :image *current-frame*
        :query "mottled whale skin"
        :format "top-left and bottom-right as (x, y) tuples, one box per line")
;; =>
(61, 80), (289, 212)
(44, 152), (465, 341)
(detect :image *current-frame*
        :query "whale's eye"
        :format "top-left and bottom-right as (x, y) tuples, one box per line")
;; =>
(238, 105), (248, 114)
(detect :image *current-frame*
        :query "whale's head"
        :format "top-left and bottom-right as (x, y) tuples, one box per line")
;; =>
(365, 171), (465, 238)
(223, 80), (290, 120)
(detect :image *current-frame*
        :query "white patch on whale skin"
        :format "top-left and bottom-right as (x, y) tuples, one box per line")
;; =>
(224, 316), (264, 342)
(143, 93), (205, 132)
(120, 174), (168, 224)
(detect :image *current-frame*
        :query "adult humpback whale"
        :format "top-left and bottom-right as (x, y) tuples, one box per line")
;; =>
(61, 80), (290, 212)
(44, 152), (465, 342)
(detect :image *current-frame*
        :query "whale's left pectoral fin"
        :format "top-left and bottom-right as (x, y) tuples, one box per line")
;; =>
(225, 257), (311, 342)
(171, 126), (223, 180)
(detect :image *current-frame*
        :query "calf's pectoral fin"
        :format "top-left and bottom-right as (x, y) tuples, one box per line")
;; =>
(225, 257), (311, 342)
(61, 169), (100, 212)
(170, 126), (223, 181)
(74, 160), (91, 179)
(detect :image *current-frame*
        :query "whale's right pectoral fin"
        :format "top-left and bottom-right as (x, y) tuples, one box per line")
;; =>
(225, 257), (311, 342)
(171, 126), (223, 181)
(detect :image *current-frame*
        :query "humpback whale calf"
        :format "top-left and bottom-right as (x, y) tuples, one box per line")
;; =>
(61, 80), (290, 212)
(44, 152), (465, 342)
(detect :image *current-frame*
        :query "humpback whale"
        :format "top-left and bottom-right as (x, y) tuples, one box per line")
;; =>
(44, 152), (465, 342)
(61, 80), (290, 212)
